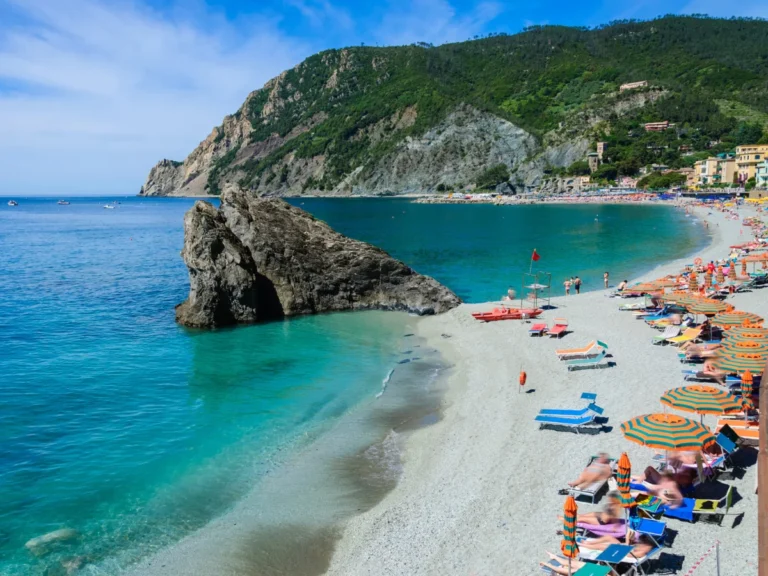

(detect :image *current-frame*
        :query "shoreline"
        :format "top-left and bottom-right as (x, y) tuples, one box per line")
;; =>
(324, 203), (762, 575)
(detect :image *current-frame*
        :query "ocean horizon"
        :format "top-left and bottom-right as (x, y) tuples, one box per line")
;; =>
(0, 197), (709, 574)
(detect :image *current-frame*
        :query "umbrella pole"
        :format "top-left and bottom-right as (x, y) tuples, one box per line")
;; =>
(758, 358), (767, 576)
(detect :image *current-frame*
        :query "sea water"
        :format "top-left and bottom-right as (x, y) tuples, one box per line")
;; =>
(0, 197), (707, 574)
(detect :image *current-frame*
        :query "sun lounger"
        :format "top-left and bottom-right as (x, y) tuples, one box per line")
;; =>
(576, 521), (626, 538)
(547, 318), (568, 338)
(652, 325), (680, 345)
(681, 368), (742, 386)
(568, 455), (615, 503)
(529, 323), (548, 336)
(556, 341), (608, 360)
(539, 402), (604, 418)
(667, 327), (702, 346)
(636, 486), (734, 525)
(566, 349), (610, 371)
(539, 555), (610, 576)
(577, 538), (662, 576)
(535, 412), (601, 434)
(716, 418), (759, 446)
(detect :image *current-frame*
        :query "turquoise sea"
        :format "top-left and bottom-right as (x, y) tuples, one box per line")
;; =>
(0, 197), (708, 574)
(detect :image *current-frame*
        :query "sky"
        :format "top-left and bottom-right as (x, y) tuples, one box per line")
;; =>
(1, 0), (767, 196)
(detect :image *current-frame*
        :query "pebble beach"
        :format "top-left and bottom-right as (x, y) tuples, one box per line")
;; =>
(326, 204), (763, 576)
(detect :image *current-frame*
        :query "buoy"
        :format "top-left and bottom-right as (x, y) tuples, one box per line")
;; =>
(519, 370), (527, 386)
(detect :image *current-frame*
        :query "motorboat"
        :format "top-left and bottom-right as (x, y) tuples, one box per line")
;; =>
(471, 307), (543, 322)
(57, 200), (70, 205)
(7, 200), (18, 206)
(103, 204), (116, 209)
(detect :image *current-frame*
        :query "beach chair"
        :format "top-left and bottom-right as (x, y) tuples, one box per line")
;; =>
(568, 454), (615, 503)
(660, 486), (734, 525)
(534, 412), (601, 434)
(539, 556), (610, 576)
(547, 318), (568, 338)
(652, 325), (680, 345)
(667, 327), (702, 346)
(565, 349), (610, 371)
(556, 341), (608, 361)
(716, 418), (759, 446)
(539, 402), (604, 418)
(577, 536), (661, 576)
(529, 323), (548, 337)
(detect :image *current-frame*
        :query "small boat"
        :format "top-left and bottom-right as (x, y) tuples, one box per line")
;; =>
(103, 204), (115, 209)
(57, 200), (70, 205)
(7, 200), (18, 206)
(471, 307), (543, 322)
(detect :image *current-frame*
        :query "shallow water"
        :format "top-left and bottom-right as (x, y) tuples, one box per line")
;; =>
(0, 197), (707, 574)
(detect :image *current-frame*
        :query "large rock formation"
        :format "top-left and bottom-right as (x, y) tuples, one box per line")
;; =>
(175, 192), (461, 327)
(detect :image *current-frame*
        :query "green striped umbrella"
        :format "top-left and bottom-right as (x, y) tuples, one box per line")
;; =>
(561, 496), (578, 573)
(660, 385), (742, 416)
(720, 340), (768, 355)
(741, 371), (755, 411)
(723, 326), (768, 339)
(621, 413), (716, 450)
(711, 311), (764, 329)
(685, 300), (731, 316)
(616, 453), (635, 544)
(712, 351), (767, 375)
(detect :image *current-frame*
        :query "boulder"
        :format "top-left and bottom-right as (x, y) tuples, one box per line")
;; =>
(175, 192), (461, 328)
(24, 528), (78, 557)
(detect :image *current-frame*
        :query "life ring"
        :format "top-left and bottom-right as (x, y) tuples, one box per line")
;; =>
(519, 371), (527, 386)
(694, 257), (703, 266)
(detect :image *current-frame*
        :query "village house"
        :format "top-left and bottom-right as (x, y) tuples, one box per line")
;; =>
(644, 121), (670, 132)
(735, 144), (768, 183)
(619, 80), (648, 92)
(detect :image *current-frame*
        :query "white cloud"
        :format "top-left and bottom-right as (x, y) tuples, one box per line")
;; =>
(375, 0), (503, 46)
(285, 0), (354, 30)
(0, 0), (310, 195)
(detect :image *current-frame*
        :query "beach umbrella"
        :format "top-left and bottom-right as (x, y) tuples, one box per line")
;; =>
(711, 311), (764, 329)
(713, 351), (767, 375)
(742, 260), (748, 276)
(704, 271), (712, 288)
(716, 266), (725, 284)
(723, 326), (768, 340)
(728, 264), (737, 281)
(661, 292), (694, 304)
(616, 453), (636, 543)
(654, 278), (679, 288)
(628, 282), (662, 294)
(741, 370), (755, 411)
(660, 385), (742, 418)
(561, 496), (578, 574)
(685, 300), (731, 316)
(688, 271), (698, 293)
(620, 413), (716, 451)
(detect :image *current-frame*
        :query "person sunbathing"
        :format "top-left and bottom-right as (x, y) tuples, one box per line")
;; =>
(539, 535), (655, 575)
(567, 453), (612, 490)
(559, 492), (622, 526)
(684, 343), (720, 360)
(699, 360), (727, 385)
(631, 469), (684, 507)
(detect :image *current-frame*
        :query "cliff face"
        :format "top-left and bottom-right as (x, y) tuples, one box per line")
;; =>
(175, 192), (461, 328)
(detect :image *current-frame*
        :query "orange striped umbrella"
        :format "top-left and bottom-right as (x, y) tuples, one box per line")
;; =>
(728, 264), (737, 281)
(716, 266), (725, 284)
(688, 272), (698, 293)
(741, 370), (755, 411)
(741, 260), (748, 276)
(561, 496), (578, 571)
(686, 299), (731, 316)
(621, 413), (716, 450)
(704, 271), (712, 288)
(711, 311), (764, 329)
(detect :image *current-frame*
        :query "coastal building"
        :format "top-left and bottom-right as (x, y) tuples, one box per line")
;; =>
(579, 176), (591, 187)
(672, 167), (696, 188)
(587, 152), (600, 173)
(619, 176), (637, 188)
(694, 157), (719, 186)
(644, 121), (670, 132)
(694, 156), (738, 187)
(717, 157), (738, 186)
(619, 80), (648, 92)
(756, 160), (768, 189)
(596, 142), (607, 161)
(735, 144), (768, 183)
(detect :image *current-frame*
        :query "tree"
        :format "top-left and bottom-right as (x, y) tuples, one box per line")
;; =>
(637, 171), (687, 189)
(566, 160), (591, 176)
(592, 163), (618, 181)
(476, 164), (510, 189)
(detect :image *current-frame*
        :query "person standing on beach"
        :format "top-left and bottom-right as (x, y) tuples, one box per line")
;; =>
(574, 276), (582, 294)
(603, 271), (609, 289)
(564, 278), (571, 296)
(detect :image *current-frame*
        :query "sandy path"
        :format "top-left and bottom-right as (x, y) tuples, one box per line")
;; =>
(326, 205), (763, 576)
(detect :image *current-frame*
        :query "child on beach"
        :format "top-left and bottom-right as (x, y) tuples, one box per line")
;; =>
(564, 278), (571, 296)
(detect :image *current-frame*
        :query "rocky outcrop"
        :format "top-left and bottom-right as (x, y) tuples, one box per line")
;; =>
(175, 192), (461, 328)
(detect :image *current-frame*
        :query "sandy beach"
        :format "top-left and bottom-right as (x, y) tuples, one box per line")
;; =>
(326, 205), (763, 576)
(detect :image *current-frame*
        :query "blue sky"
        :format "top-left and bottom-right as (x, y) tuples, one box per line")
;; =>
(1, 0), (767, 195)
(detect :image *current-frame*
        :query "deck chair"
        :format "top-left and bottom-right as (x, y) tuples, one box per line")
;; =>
(652, 325), (680, 345)
(557, 341), (608, 361)
(547, 318), (568, 338)
(539, 402), (604, 418)
(535, 412), (600, 433)
(693, 485), (734, 525)
(667, 327), (702, 346)
(566, 349), (610, 371)
(539, 556), (610, 576)
(529, 322), (548, 336)
(716, 419), (759, 446)
(568, 455), (615, 503)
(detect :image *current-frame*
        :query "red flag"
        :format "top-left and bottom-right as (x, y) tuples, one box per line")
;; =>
(531, 249), (540, 262)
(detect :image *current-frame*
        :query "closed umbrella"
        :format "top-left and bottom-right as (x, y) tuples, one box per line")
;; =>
(711, 311), (764, 329)
(621, 413), (716, 451)
(704, 271), (712, 288)
(741, 370), (755, 411)
(716, 265), (726, 284)
(616, 453), (636, 543)
(688, 271), (698, 293)
(660, 385), (742, 421)
(728, 264), (737, 281)
(742, 259), (748, 276)
(561, 496), (578, 575)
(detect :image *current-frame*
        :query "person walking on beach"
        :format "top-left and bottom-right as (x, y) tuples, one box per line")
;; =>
(603, 271), (609, 289)
(574, 276), (582, 294)
(564, 278), (571, 296)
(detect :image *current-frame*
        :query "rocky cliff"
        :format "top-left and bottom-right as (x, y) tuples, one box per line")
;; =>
(175, 191), (461, 327)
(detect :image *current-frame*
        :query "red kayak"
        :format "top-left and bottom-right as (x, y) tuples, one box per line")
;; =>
(471, 307), (543, 322)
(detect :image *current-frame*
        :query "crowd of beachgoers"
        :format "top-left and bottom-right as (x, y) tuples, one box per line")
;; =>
(323, 199), (764, 576)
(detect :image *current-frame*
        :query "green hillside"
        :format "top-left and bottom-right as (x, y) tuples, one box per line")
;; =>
(146, 16), (768, 196)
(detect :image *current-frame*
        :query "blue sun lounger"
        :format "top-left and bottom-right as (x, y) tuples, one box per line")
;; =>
(535, 412), (601, 433)
(539, 402), (604, 418)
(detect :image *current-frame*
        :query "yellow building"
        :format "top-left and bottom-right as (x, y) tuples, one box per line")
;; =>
(718, 158), (738, 185)
(694, 158), (719, 186)
(735, 144), (768, 183)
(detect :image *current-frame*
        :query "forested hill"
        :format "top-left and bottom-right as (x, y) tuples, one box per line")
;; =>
(140, 16), (768, 197)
